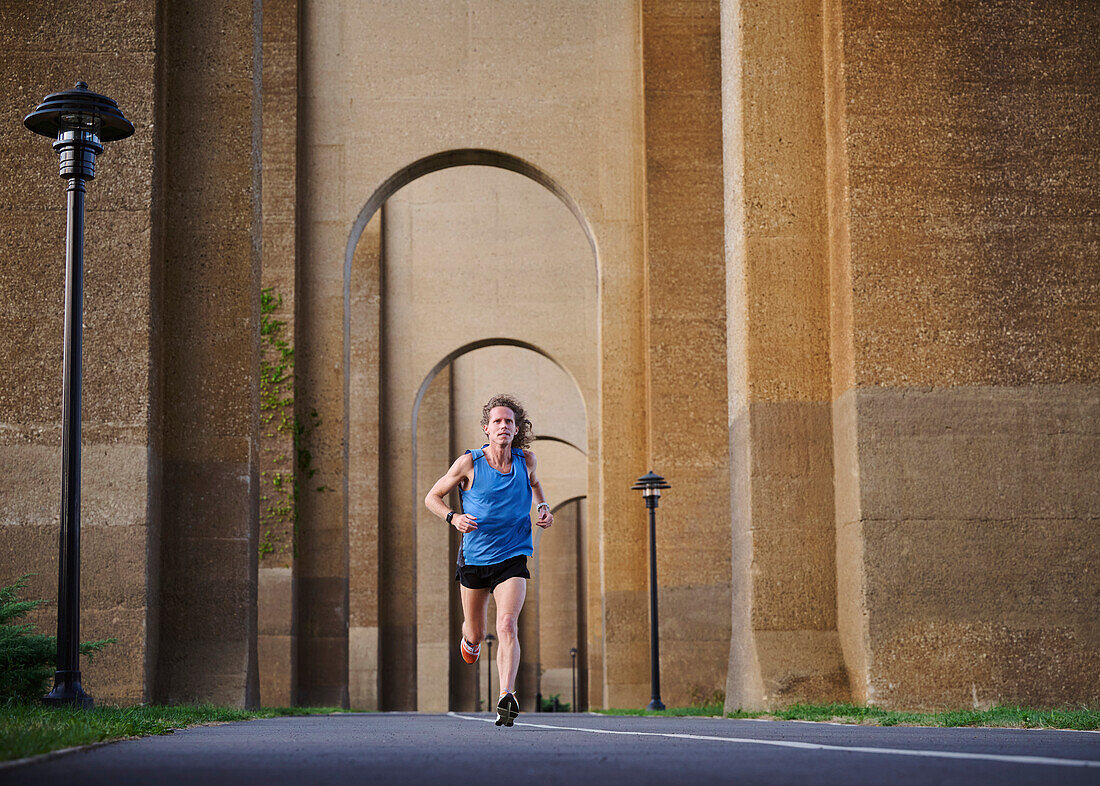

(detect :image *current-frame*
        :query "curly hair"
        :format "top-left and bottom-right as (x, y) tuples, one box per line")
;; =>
(480, 394), (533, 451)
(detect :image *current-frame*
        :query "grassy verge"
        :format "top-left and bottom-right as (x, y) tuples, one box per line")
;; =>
(599, 704), (727, 718)
(0, 703), (344, 763)
(598, 703), (1100, 730)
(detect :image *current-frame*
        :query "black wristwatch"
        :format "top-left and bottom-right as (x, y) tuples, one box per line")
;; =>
(446, 511), (455, 524)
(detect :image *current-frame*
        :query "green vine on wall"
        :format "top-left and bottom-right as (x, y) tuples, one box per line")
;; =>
(295, 407), (329, 495)
(259, 288), (295, 561)
(258, 287), (333, 562)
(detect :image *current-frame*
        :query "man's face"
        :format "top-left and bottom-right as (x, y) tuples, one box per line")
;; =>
(484, 406), (517, 445)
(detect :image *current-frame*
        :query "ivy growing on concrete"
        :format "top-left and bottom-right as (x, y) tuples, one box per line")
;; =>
(259, 288), (295, 561)
(258, 287), (333, 561)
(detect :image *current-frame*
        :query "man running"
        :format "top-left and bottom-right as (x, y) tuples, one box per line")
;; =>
(424, 394), (553, 727)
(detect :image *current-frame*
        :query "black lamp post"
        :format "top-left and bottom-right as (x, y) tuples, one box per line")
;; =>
(484, 633), (496, 711)
(24, 82), (134, 709)
(569, 646), (578, 712)
(632, 470), (670, 711)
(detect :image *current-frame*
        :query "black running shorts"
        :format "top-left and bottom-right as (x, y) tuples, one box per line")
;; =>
(455, 555), (530, 592)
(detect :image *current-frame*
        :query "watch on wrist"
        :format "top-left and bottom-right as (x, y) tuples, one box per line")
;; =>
(446, 511), (455, 524)
(537, 502), (550, 512)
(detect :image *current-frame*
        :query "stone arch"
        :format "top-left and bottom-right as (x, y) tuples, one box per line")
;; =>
(411, 341), (589, 711)
(343, 156), (599, 710)
(532, 435), (587, 456)
(342, 151), (598, 452)
(343, 149), (599, 287)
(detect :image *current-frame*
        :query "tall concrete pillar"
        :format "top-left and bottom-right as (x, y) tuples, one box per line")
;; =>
(825, 0), (1100, 709)
(538, 500), (586, 709)
(155, 0), (262, 706)
(257, 0), (300, 709)
(416, 366), (453, 712)
(348, 212), (383, 710)
(641, 0), (732, 707)
(721, 0), (850, 710)
(295, 9), (354, 707)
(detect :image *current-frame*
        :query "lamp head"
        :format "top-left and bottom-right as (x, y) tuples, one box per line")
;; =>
(25, 83), (134, 180)
(25, 82), (134, 141)
(632, 470), (670, 494)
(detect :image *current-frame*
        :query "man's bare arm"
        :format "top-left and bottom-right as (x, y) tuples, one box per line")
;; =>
(425, 453), (478, 533)
(525, 451), (554, 529)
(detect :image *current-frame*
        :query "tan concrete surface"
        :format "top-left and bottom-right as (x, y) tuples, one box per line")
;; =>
(828, 1), (1100, 709)
(256, 0), (299, 708)
(0, 2), (157, 705)
(366, 166), (598, 708)
(642, 0), (732, 707)
(347, 211), (383, 709)
(836, 1), (1098, 391)
(721, 0), (847, 710)
(837, 385), (1100, 708)
(415, 366), (452, 712)
(537, 500), (584, 708)
(153, 0), (261, 707)
(258, 567), (294, 707)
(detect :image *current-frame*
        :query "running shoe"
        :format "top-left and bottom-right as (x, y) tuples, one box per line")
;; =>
(460, 637), (480, 664)
(495, 691), (519, 727)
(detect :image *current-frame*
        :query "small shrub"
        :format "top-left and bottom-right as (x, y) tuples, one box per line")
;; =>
(0, 575), (114, 703)
(541, 694), (570, 712)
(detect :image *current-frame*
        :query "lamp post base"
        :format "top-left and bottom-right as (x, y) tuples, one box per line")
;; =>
(646, 698), (666, 711)
(43, 672), (94, 709)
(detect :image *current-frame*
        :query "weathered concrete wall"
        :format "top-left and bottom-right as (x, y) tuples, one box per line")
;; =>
(827, 1), (1100, 708)
(0, 1), (158, 704)
(257, 0), (299, 709)
(154, 0), (261, 706)
(347, 211), (382, 710)
(642, 0), (732, 707)
(415, 366), (452, 712)
(722, 0), (849, 710)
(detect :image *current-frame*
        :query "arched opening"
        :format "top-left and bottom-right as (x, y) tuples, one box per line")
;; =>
(413, 343), (588, 712)
(342, 154), (598, 711)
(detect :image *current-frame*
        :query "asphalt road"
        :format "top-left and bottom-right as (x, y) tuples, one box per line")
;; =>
(4, 712), (1099, 785)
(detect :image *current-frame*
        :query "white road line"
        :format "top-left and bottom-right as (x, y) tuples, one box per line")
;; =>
(447, 713), (1100, 769)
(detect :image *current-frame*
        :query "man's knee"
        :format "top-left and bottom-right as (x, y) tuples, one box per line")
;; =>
(497, 613), (519, 639)
(464, 624), (485, 643)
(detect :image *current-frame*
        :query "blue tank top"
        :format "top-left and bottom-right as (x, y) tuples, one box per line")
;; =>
(458, 447), (533, 566)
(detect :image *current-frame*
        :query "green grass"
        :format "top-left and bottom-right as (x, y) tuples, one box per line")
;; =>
(599, 704), (727, 717)
(598, 702), (1100, 730)
(0, 702), (344, 762)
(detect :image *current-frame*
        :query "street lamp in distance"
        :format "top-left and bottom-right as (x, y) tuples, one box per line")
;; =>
(484, 633), (497, 712)
(632, 470), (671, 712)
(569, 646), (578, 712)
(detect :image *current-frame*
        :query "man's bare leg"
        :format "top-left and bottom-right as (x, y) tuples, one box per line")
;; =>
(460, 585), (490, 647)
(492, 577), (527, 693)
